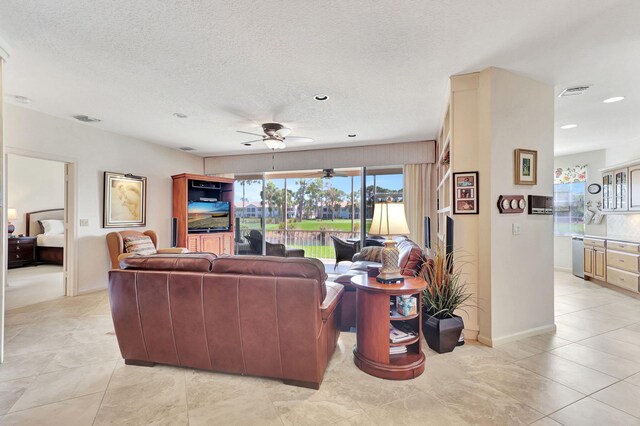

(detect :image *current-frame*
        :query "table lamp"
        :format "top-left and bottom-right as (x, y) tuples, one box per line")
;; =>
(368, 199), (410, 283)
(7, 208), (17, 238)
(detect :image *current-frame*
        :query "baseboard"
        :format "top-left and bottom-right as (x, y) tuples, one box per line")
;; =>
(476, 324), (557, 347)
(554, 266), (571, 273)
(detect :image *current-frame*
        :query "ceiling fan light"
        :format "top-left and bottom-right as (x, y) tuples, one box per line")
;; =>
(264, 138), (286, 150)
(276, 127), (291, 137)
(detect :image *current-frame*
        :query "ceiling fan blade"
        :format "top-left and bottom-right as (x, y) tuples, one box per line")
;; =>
(237, 130), (265, 137)
(285, 137), (313, 143)
(240, 139), (263, 146)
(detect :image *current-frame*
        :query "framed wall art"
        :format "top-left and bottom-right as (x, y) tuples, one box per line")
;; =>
(103, 172), (147, 228)
(514, 149), (538, 185)
(453, 171), (479, 214)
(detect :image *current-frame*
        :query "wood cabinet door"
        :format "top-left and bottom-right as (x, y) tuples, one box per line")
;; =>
(584, 247), (594, 277)
(594, 249), (607, 281)
(187, 235), (200, 252)
(629, 166), (640, 211)
(201, 234), (222, 254)
(222, 234), (233, 255)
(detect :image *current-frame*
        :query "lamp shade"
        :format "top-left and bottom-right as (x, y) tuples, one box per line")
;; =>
(368, 202), (410, 237)
(7, 208), (18, 221)
(264, 137), (286, 150)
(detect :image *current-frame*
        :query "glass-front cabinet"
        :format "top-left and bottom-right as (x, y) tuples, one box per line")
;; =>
(614, 168), (628, 210)
(602, 172), (614, 211)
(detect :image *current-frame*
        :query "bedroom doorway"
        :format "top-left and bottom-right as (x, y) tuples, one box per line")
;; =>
(4, 154), (73, 309)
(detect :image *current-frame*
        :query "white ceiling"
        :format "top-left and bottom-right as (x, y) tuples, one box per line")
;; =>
(0, 0), (638, 157)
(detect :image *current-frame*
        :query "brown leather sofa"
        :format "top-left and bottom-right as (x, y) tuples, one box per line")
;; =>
(331, 236), (425, 331)
(108, 254), (343, 389)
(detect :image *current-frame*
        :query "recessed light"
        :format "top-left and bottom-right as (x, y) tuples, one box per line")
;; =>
(173, 112), (188, 118)
(560, 124), (577, 130)
(348, 134), (356, 138)
(73, 115), (101, 123)
(603, 96), (625, 104)
(14, 95), (32, 104)
(313, 94), (329, 101)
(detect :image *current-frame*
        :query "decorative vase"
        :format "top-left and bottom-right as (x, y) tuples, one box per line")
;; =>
(422, 312), (464, 354)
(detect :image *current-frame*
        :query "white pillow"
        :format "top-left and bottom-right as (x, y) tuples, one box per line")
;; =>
(40, 219), (65, 235)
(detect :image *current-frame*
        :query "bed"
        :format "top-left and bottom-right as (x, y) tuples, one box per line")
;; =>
(26, 208), (65, 265)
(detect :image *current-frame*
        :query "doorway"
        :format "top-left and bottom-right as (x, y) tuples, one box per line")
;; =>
(5, 154), (68, 309)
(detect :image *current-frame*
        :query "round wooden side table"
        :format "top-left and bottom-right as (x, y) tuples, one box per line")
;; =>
(350, 274), (427, 380)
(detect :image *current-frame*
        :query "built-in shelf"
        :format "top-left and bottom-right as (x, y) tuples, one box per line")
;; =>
(390, 308), (420, 321)
(437, 207), (451, 214)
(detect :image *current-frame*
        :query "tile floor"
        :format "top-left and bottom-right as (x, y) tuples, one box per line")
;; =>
(2, 271), (640, 425)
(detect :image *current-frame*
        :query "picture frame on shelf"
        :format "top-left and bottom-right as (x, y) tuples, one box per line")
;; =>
(514, 149), (538, 185)
(103, 171), (147, 228)
(453, 171), (479, 214)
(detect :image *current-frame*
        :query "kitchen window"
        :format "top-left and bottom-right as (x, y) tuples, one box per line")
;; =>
(554, 165), (587, 236)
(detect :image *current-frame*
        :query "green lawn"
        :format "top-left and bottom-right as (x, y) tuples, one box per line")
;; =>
(265, 219), (360, 232)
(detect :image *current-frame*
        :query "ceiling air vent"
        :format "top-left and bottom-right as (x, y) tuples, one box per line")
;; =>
(179, 147), (196, 152)
(558, 86), (590, 97)
(73, 115), (101, 123)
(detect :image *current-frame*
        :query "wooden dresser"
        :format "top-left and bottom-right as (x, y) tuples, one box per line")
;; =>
(8, 236), (37, 269)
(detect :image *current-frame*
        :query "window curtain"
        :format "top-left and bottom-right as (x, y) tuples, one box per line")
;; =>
(403, 163), (431, 247)
(554, 165), (587, 184)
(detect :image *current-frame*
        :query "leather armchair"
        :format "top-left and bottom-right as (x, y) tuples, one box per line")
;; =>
(106, 230), (188, 269)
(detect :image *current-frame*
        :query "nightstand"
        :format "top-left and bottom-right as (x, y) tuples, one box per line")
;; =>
(8, 236), (37, 269)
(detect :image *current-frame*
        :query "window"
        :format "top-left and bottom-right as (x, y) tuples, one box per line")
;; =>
(554, 165), (586, 236)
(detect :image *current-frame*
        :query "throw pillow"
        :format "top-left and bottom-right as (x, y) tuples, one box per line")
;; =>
(123, 235), (157, 256)
(352, 246), (383, 262)
(39, 219), (65, 235)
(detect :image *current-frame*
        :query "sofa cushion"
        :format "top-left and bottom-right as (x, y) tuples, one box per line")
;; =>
(396, 237), (425, 276)
(321, 281), (344, 321)
(211, 256), (328, 300)
(119, 252), (217, 272)
(123, 236), (157, 256)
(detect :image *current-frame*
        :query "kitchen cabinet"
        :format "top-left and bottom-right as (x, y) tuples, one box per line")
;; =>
(584, 237), (606, 282)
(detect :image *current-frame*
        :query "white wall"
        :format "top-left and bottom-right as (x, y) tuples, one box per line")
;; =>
(553, 149), (606, 270)
(7, 154), (65, 235)
(4, 104), (203, 292)
(448, 69), (555, 346)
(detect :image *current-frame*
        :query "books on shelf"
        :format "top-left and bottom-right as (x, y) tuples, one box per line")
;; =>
(390, 345), (407, 355)
(389, 323), (416, 343)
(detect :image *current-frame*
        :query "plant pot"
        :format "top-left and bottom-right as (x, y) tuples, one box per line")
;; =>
(422, 312), (464, 354)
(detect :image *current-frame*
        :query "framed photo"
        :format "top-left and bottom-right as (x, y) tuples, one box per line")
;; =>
(103, 172), (147, 228)
(453, 171), (479, 214)
(515, 149), (537, 185)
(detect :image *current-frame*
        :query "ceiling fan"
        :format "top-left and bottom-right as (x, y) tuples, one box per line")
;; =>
(237, 122), (313, 150)
(297, 168), (350, 179)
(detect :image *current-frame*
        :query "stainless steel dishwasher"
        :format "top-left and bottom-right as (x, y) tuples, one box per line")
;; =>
(572, 235), (584, 278)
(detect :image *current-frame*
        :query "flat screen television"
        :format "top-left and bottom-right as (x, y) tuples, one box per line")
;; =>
(188, 201), (231, 232)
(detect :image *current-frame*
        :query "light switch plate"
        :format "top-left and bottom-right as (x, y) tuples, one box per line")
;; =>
(79, 219), (89, 227)
(512, 223), (521, 235)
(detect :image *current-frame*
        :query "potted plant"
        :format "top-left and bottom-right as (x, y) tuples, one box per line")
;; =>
(420, 244), (472, 354)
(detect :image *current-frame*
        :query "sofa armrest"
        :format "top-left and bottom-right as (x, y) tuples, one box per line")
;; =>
(321, 281), (344, 322)
(157, 247), (189, 254)
(352, 246), (383, 262)
(266, 242), (286, 257)
(117, 253), (136, 263)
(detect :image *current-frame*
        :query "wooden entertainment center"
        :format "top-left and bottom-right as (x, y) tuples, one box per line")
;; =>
(172, 173), (235, 256)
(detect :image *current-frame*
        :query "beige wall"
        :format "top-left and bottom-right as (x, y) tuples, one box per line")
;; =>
(204, 141), (435, 175)
(4, 104), (203, 293)
(553, 149), (606, 271)
(450, 68), (555, 346)
(7, 154), (65, 236)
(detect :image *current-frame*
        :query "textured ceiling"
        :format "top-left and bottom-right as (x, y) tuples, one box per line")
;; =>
(0, 0), (638, 157)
